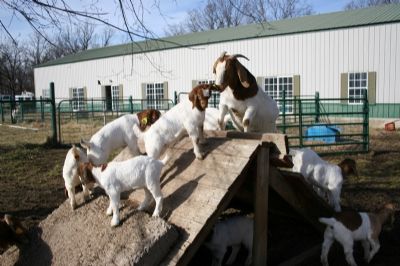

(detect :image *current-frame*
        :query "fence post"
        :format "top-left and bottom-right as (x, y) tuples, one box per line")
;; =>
(129, 96), (133, 114)
(40, 96), (44, 122)
(282, 88), (286, 134)
(91, 98), (94, 119)
(50, 82), (58, 145)
(58, 100), (62, 144)
(174, 91), (178, 105)
(299, 100), (303, 147)
(315, 91), (320, 123)
(362, 90), (369, 152)
(0, 101), (3, 122)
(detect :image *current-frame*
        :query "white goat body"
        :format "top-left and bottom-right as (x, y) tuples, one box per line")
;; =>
(80, 155), (167, 227)
(134, 96), (208, 160)
(319, 203), (395, 266)
(62, 145), (93, 209)
(81, 114), (141, 165)
(290, 148), (343, 212)
(205, 216), (253, 266)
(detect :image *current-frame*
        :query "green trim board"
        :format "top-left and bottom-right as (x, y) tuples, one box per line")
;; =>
(36, 4), (400, 68)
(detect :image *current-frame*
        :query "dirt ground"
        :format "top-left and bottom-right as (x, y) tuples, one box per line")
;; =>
(0, 124), (400, 265)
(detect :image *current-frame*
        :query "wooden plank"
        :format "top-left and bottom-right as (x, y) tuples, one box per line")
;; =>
(253, 143), (270, 266)
(269, 169), (334, 233)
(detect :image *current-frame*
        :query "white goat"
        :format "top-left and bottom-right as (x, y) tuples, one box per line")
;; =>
(78, 154), (169, 227)
(62, 145), (94, 210)
(133, 84), (213, 160)
(205, 215), (253, 266)
(80, 109), (161, 165)
(319, 203), (395, 266)
(290, 148), (358, 212)
(212, 52), (279, 133)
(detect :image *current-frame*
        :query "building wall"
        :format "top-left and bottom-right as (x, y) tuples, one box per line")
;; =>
(35, 22), (400, 105)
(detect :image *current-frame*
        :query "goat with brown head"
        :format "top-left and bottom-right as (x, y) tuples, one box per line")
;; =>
(188, 84), (213, 111)
(212, 52), (280, 133)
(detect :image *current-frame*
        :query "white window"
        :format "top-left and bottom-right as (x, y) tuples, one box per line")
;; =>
(111, 85), (120, 111)
(197, 79), (219, 107)
(42, 89), (50, 99)
(72, 87), (84, 111)
(264, 76), (293, 113)
(146, 83), (164, 109)
(348, 72), (367, 104)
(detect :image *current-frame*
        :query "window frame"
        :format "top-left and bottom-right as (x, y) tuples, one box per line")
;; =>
(263, 75), (294, 114)
(348, 72), (368, 105)
(72, 87), (85, 111)
(111, 85), (120, 111)
(145, 82), (164, 109)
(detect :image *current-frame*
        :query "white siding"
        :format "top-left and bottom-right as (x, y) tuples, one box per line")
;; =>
(35, 23), (400, 104)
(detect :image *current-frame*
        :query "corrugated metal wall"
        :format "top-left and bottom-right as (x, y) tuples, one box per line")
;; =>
(35, 23), (400, 104)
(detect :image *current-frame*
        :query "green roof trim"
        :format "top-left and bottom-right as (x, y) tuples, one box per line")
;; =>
(36, 4), (400, 68)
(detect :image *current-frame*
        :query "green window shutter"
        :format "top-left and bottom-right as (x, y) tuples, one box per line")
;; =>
(101, 85), (106, 99)
(163, 81), (169, 110)
(340, 73), (348, 104)
(293, 75), (300, 97)
(368, 72), (376, 104)
(256, 77), (264, 90)
(141, 83), (147, 110)
(69, 88), (73, 99)
(192, 80), (198, 88)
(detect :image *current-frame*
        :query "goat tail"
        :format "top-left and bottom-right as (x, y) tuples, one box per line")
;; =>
(133, 123), (144, 139)
(318, 217), (336, 227)
(160, 152), (171, 165)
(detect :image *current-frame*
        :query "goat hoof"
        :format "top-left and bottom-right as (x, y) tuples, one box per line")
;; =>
(111, 220), (120, 227)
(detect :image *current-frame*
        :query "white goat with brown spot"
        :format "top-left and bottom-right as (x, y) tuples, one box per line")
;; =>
(212, 51), (279, 133)
(319, 203), (396, 266)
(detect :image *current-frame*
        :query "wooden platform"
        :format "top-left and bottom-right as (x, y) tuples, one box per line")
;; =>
(129, 130), (334, 265)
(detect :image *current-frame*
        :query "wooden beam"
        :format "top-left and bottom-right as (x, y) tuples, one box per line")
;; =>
(253, 143), (270, 266)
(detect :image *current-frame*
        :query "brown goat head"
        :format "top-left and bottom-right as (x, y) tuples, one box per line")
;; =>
(136, 109), (162, 131)
(188, 84), (213, 111)
(78, 162), (96, 185)
(338, 158), (358, 177)
(213, 52), (258, 100)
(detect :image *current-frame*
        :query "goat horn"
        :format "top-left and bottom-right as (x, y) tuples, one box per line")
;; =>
(230, 54), (250, 61)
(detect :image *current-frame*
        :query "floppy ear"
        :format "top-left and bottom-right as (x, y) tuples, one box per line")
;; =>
(235, 60), (250, 88)
(188, 90), (198, 109)
(72, 145), (80, 160)
(80, 138), (91, 150)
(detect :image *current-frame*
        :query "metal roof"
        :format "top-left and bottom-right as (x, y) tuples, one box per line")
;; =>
(36, 4), (400, 68)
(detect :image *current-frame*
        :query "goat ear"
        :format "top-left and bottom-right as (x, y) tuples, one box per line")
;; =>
(72, 146), (80, 160)
(235, 60), (250, 88)
(80, 138), (91, 150)
(188, 90), (197, 109)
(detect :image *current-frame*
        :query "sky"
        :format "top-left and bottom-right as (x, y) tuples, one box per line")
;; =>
(0, 0), (351, 44)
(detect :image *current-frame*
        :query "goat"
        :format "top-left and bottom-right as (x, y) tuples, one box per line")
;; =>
(62, 145), (94, 210)
(133, 84), (213, 160)
(290, 148), (358, 212)
(205, 215), (253, 266)
(212, 51), (279, 133)
(0, 214), (29, 253)
(80, 109), (161, 165)
(78, 154), (169, 227)
(319, 203), (396, 266)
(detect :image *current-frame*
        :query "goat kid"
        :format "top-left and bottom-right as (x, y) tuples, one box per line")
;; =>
(319, 203), (396, 266)
(63, 145), (94, 210)
(81, 109), (161, 165)
(0, 214), (29, 253)
(205, 215), (253, 266)
(133, 84), (213, 160)
(212, 51), (279, 133)
(78, 154), (169, 227)
(290, 148), (358, 212)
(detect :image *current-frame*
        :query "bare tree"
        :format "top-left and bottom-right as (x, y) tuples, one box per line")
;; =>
(0, 41), (25, 96)
(344, 0), (400, 9)
(165, 0), (314, 36)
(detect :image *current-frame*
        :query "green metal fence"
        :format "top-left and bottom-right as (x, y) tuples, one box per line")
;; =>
(275, 91), (369, 155)
(56, 97), (174, 144)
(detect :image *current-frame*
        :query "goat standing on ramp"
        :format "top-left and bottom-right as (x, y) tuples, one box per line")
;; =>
(212, 51), (279, 133)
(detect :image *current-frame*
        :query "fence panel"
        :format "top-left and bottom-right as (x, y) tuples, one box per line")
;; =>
(57, 98), (174, 144)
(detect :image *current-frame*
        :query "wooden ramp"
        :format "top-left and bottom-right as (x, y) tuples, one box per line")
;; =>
(130, 130), (334, 265)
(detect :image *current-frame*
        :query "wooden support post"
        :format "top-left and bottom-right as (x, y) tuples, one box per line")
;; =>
(253, 142), (270, 266)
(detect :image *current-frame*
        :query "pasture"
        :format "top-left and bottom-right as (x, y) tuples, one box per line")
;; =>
(0, 123), (399, 265)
